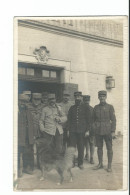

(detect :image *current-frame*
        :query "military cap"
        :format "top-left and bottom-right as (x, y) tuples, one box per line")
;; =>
(74, 91), (82, 96)
(32, 93), (42, 99)
(48, 93), (56, 99)
(18, 94), (29, 101)
(22, 90), (31, 95)
(83, 95), (90, 100)
(42, 92), (48, 97)
(63, 90), (70, 96)
(98, 90), (107, 96)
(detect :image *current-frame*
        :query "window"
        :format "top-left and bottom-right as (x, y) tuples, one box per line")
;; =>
(18, 67), (26, 75)
(50, 71), (57, 78)
(42, 70), (49, 77)
(27, 68), (34, 76)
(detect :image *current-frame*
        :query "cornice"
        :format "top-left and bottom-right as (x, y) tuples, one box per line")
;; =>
(18, 20), (123, 48)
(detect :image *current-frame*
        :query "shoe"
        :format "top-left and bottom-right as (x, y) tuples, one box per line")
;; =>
(93, 163), (103, 170)
(90, 157), (94, 164)
(107, 168), (112, 172)
(78, 165), (84, 170)
(107, 169), (112, 172)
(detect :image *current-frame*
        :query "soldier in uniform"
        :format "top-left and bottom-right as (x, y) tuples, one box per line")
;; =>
(83, 95), (95, 164)
(39, 94), (67, 157)
(18, 94), (35, 177)
(93, 90), (116, 172)
(58, 90), (73, 154)
(27, 93), (43, 168)
(68, 91), (91, 169)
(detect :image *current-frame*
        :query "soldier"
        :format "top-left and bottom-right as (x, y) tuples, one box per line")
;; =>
(39, 94), (67, 156)
(58, 90), (73, 154)
(83, 95), (95, 164)
(27, 93), (43, 138)
(68, 91), (91, 169)
(42, 92), (48, 107)
(18, 94), (35, 177)
(27, 93), (43, 168)
(93, 90), (116, 172)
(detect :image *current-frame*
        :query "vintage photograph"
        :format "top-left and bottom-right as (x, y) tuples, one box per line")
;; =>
(13, 16), (128, 191)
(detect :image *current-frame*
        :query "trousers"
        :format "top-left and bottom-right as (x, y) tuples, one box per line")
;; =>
(18, 144), (34, 170)
(69, 132), (85, 166)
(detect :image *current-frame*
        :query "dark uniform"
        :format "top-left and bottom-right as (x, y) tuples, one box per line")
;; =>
(27, 93), (44, 168)
(68, 92), (90, 167)
(93, 90), (116, 171)
(83, 95), (95, 164)
(18, 94), (35, 177)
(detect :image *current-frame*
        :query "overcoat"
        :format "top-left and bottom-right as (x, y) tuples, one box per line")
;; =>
(18, 108), (34, 146)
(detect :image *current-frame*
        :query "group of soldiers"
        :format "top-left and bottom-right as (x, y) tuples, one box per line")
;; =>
(18, 89), (116, 178)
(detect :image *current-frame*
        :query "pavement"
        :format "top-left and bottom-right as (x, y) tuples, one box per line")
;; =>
(16, 136), (123, 191)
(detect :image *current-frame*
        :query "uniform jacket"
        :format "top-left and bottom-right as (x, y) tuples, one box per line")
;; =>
(93, 102), (116, 135)
(58, 101), (74, 128)
(68, 103), (91, 133)
(18, 108), (34, 146)
(39, 105), (67, 135)
(27, 103), (44, 138)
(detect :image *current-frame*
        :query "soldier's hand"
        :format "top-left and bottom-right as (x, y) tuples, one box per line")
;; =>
(111, 132), (116, 139)
(85, 131), (89, 137)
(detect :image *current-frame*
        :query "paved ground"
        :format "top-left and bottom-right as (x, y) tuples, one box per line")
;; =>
(16, 136), (123, 191)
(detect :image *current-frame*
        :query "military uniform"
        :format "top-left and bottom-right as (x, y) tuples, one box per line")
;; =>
(18, 94), (35, 177)
(93, 90), (116, 171)
(68, 92), (91, 167)
(27, 93), (44, 169)
(39, 94), (67, 156)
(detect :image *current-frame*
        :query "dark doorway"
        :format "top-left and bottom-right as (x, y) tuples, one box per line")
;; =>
(18, 80), (63, 102)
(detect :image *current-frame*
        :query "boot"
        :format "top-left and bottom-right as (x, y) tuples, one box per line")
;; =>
(90, 144), (95, 164)
(107, 150), (113, 172)
(84, 153), (89, 161)
(94, 148), (103, 170)
(90, 157), (94, 164)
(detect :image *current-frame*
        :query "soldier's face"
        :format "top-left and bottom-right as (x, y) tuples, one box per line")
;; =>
(42, 97), (48, 104)
(19, 100), (27, 109)
(27, 94), (31, 101)
(74, 95), (82, 104)
(83, 99), (90, 105)
(49, 98), (56, 106)
(99, 95), (107, 103)
(32, 98), (41, 106)
(63, 95), (69, 102)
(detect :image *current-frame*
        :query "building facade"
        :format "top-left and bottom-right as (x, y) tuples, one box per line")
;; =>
(17, 18), (123, 134)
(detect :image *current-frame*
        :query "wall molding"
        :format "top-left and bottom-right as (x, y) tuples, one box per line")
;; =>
(18, 20), (123, 48)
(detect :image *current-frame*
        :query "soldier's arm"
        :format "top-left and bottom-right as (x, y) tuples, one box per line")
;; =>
(67, 106), (72, 131)
(39, 108), (46, 132)
(110, 105), (116, 132)
(58, 109), (67, 123)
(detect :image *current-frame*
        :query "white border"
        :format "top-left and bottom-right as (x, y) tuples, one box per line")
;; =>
(0, 0), (128, 195)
